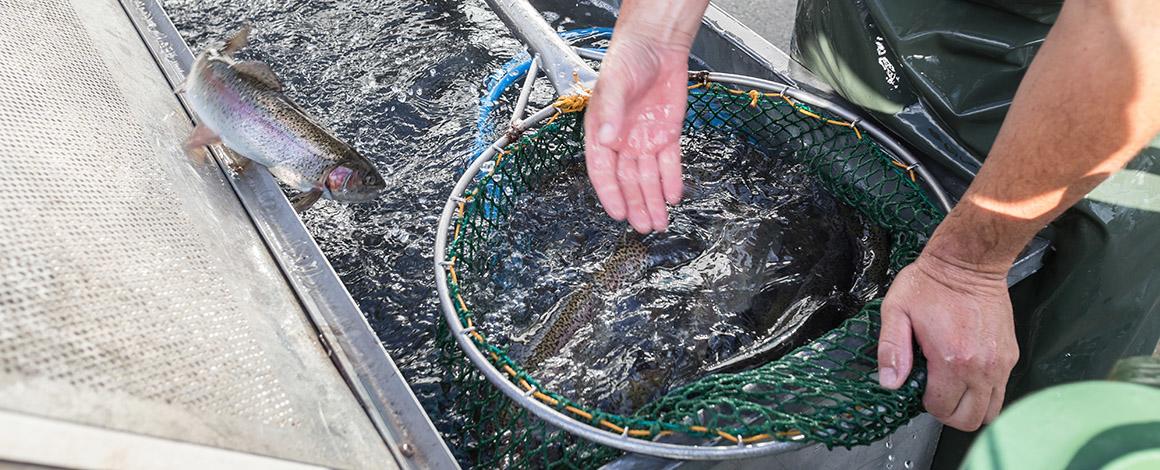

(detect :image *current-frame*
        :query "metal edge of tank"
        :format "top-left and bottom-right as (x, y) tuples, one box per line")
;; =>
(116, 1), (459, 469)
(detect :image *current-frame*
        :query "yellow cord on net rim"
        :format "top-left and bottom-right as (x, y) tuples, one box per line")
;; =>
(441, 77), (923, 448)
(891, 159), (918, 182)
(453, 275), (801, 445)
(546, 72), (593, 124)
(695, 82), (868, 141)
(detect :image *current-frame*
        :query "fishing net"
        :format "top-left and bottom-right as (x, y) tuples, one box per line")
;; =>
(436, 79), (945, 468)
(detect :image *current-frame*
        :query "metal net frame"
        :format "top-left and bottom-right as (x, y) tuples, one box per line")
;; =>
(434, 73), (947, 466)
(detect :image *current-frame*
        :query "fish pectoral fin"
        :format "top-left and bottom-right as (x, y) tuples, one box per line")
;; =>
(232, 61), (283, 92)
(222, 24), (252, 56)
(184, 125), (220, 156)
(290, 190), (323, 213)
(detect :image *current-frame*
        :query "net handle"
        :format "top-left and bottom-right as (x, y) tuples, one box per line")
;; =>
(484, 0), (598, 96)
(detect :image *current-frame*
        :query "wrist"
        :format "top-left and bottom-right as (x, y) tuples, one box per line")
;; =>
(921, 199), (1036, 278)
(615, 0), (708, 49)
(916, 247), (1009, 290)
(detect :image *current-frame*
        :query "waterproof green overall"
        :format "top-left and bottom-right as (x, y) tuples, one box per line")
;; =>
(793, 0), (1160, 463)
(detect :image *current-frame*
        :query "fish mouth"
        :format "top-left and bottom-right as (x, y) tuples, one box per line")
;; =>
(324, 164), (382, 202)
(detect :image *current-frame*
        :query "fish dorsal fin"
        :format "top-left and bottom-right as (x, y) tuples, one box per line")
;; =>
(222, 24), (252, 56)
(232, 60), (283, 92)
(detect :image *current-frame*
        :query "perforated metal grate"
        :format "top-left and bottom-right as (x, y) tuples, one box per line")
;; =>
(0, 0), (295, 427)
(0, 0), (395, 467)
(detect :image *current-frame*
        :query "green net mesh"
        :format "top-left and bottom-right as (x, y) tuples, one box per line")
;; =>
(437, 82), (945, 468)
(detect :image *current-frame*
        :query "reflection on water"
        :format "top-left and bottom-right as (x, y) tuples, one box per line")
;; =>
(163, 0), (619, 433)
(162, 0), (886, 432)
(165, 0), (522, 420)
(474, 130), (889, 415)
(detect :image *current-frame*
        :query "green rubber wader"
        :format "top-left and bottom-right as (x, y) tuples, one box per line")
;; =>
(792, 0), (1160, 465)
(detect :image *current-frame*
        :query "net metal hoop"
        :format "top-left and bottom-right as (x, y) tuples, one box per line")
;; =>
(434, 73), (951, 461)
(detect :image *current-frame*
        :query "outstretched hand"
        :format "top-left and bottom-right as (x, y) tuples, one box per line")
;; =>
(584, 37), (689, 233)
(877, 253), (1019, 431)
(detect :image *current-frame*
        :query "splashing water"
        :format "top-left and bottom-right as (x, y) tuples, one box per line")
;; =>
(163, 0), (889, 430)
(474, 130), (890, 415)
(163, 0), (624, 438)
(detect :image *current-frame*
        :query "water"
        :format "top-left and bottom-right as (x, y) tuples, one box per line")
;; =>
(163, 0), (617, 422)
(473, 130), (890, 415)
(162, 0), (888, 436)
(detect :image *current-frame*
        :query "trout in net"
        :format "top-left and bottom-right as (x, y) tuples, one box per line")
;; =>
(488, 130), (895, 415)
(510, 234), (650, 368)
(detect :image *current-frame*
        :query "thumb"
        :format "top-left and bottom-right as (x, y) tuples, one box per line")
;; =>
(588, 83), (626, 147)
(877, 301), (914, 390)
(586, 64), (633, 148)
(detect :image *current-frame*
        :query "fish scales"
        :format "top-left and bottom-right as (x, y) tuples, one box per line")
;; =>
(181, 26), (384, 210)
(188, 59), (338, 189)
(519, 236), (649, 367)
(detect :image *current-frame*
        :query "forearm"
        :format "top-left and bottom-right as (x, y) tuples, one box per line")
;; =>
(613, 0), (709, 49)
(925, 0), (1160, 274)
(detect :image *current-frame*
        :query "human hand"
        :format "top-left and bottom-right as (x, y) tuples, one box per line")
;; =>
(584, 35), (689, 233)
(877, 252), (1019, 431)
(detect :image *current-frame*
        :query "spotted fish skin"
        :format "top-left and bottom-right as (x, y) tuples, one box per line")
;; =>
(181, 27), (383, 208)
(518, 236), (649, 367)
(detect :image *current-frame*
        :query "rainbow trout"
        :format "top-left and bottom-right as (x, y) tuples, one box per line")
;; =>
(179, 25), (384, 211)
(513, 235), (650, 367)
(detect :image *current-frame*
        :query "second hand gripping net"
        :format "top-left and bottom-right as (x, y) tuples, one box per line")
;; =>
(435, 71), (947, 467)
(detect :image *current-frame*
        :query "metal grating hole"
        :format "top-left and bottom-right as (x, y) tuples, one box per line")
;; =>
(0, 0), (294, 427)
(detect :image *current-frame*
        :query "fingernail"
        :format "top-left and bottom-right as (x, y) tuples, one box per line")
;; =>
(654, 218), (668, 233)
(630, 209), (651, 234)
(597, 123), (618, 146)
(879, 367), (897, 388)
(652, 212), (669, 232)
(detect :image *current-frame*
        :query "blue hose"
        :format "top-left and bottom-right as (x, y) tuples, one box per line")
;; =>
(471, 27), (612, 161)
(469, 28), (612, 224)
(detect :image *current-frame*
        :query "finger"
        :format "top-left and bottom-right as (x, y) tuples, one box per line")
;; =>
(585, 139), (626, 221)
(877, 299), (914, 390)
(637, 152), (669, 231)
(587, 71), (629, 148)
(984, 384), (1006, 424)
(922, 363), (968, 420)
(946, 387), (989, 432)
(616, 153), (651, 233)
(659, 146), (683, 205)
